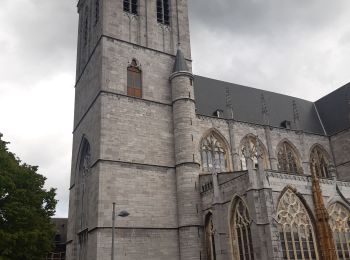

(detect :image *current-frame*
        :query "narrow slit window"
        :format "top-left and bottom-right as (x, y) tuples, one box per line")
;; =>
(123, 0), (138, 15)
(156, 0), (170, 25)
(127, 59), (142, 98)
(95, 0), (100, 25)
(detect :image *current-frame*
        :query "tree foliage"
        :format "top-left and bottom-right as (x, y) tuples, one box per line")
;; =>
(0, 133), (57, 260)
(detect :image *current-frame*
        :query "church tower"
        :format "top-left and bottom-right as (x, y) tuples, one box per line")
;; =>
(66, 0), (201, 259)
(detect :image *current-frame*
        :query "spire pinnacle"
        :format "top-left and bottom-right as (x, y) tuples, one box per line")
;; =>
(226, 87), (234, 119)
(261, 94), (270, 125)
(293, 100), (300, 130)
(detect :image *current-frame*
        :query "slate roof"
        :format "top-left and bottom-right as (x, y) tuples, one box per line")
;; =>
(193, 75), (350, 136)
(315, 83), (350, 136)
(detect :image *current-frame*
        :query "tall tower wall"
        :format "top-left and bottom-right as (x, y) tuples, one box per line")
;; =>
(67, 0), (195, 259)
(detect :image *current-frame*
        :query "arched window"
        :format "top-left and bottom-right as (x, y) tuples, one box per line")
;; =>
(240, 135), (268, 170)
(127, 59), (142, 98)
(77, 138), (91, 260)
(205, 213), (216, 260)
(277, 189), (319, 260)
(123, 0), (138, 15)
(78, 138), (91, 229)
(277, 141), (302, 174)
(328, 203), (350, 259)
(156, 0), (170, 25)
(310, 145), (330, 179)
(201, 131), (229, 173)
(230, 198), (254, 260)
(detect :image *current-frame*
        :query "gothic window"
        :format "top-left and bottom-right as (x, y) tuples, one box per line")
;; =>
(277, 141), (302, 174)
(156, 0), (170, 25)
(95, 0), (100, 25)
(77, 139), (90, 260)
(277, 189), (319, 260)
(230, 199), (254, 260)
(201, 132), (228, 173)
(328, 203), (350, 259)
(240, 135), (268, 170)
(127, 59), (142, 98)
(310, 146), (330, 179)
(205, 213), (216, 260)
(123, 0), (138, 15)
(78, 138), (91, 230)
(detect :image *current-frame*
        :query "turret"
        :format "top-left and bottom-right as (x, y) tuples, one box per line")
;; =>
(170, 48), (204, 259)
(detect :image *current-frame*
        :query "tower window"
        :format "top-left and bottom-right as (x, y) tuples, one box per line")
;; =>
(95, 0), (100, 25)
(123, 0), (138, 15)
(127, 59), (142, 98)
(156, 0), (170, 25)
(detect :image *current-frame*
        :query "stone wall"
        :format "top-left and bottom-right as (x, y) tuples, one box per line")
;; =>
(330, 128), (350, 181)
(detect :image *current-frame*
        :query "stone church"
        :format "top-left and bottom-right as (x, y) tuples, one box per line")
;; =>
(66, 0), (350, 259)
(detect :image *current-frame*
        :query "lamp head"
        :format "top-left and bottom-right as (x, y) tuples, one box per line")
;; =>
(118, 210), (130, 217)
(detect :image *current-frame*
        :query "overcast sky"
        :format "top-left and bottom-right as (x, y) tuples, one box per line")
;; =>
(1, 0), (350, 217)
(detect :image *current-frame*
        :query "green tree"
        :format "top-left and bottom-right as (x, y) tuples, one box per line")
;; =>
(0, 133), (57, 260)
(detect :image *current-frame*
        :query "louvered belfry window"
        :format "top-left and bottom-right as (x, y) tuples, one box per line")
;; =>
(156, 0), (170, 25)
(127, 59), (142, 98)
(123, 0), (138, 15)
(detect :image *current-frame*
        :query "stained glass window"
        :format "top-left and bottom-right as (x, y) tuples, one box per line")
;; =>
(230, 199), (254, 260)
(277, 189), (319, 260)
(328, 203), (350, 259)
(240, 135), (268, 170)
(201, 132), (228, 172)
(277, 141), (302, 174)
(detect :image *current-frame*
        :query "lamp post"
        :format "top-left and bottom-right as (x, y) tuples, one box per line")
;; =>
(111, 202), (130, 260)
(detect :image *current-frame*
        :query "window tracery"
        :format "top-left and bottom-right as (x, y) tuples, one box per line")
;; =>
(127, 59), (142, 98)
(240, 135), (268, 170)
(328, 203), (350, 259)
(277, 189), (319, 260)
(156, 0), (170, 25)
(230, 199), (254, 260)
(123, 0), (138, 15)
(310, 146), (330, 179)
(205, 213), (216, 260)
(201, 132), (228, 173)
(277, 141), (302, 174)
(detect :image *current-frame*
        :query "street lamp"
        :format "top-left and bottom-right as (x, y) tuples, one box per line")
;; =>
(111, 202), (130, 260)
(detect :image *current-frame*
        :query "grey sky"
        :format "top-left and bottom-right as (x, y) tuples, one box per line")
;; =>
(0, 0), (349, 217)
